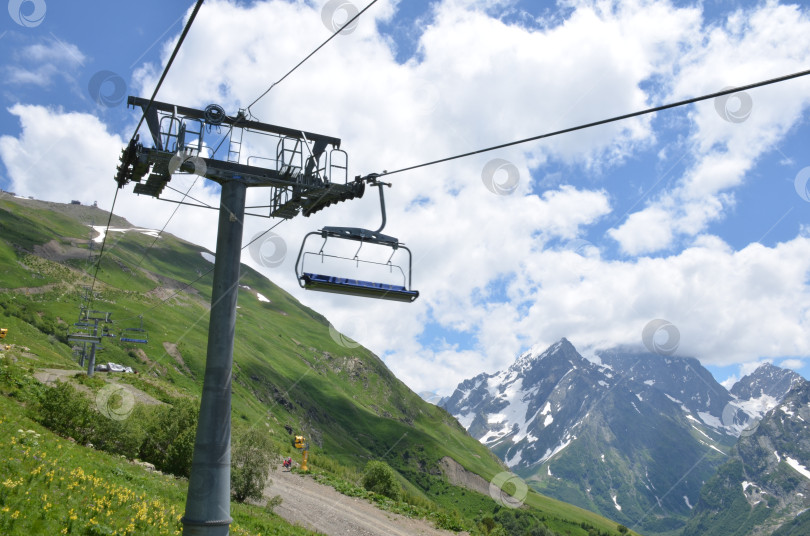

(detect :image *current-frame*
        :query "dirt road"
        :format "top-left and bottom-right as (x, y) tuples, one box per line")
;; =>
(264, 466), (464, 536)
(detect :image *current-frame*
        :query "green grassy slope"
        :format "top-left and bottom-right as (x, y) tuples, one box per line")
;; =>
(0, 195), (634, 535)
(0, 388), (315, 535)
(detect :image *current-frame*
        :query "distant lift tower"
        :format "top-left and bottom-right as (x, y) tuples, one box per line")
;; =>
(115, 97), (366, 536)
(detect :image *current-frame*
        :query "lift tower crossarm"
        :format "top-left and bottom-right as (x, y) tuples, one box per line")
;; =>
(117, 96), (363, 220)
(127, 96), (341, 149)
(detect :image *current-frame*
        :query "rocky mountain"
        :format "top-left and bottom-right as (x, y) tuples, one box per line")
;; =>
(595, 348), (734, 423)
(682, 379), (810, 536)
(729, 362), (804, 411)
(441, 338), (804, 535)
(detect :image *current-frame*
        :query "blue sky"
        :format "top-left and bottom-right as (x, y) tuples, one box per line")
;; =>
(1, 0), (809, 394)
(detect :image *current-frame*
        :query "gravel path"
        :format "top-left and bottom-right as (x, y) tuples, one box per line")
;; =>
(264, 466), (465, 536)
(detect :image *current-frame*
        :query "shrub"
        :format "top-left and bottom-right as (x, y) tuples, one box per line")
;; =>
(231, 426), (278, 503)
(37, 381), (145, 458)
(138, 398), (198, 477)
(361, 460), (402, 501)
(265, 495), (283, 513)
(38, 381), (94, 443)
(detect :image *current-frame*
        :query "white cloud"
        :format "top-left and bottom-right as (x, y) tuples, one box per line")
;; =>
(609, 1), (810, 255)
(720, 375), (739, 390)
(0, 104), (123, 200)
(779, 358), (805, 371)
(2, 37), (85, 88)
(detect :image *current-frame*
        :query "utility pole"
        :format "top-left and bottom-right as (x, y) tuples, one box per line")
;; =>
(115, 97), (364, 535)
(182, 181), (245, 533)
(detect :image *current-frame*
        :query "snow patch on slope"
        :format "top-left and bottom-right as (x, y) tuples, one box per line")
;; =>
(786, 456), (810, 480)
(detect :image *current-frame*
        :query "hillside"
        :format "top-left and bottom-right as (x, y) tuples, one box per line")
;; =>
(0, 194), (631, 536)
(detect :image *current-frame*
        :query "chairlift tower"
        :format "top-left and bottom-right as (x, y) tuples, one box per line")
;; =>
(68, 305), (114, 376)
(115, 96), (371, 536)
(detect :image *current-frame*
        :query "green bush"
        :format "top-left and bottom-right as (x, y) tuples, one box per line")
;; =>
(38, 381), (94, 443)
(231, 426), (278, 503)
(37, 381), (145, 458)
(361, 460), (402, 501)
(36, 381), (197, 473)
(138, 397), (198, 477)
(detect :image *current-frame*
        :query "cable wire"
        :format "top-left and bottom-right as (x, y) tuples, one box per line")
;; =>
(128, 0), (205, 145)
(121, 218), (287, 322)
(378, 68), (810, 177)
(117, 176), (206, 291)
(246, 0), (380, 111)
(90, 0), (205, 303)
(88, 187), (120, 298)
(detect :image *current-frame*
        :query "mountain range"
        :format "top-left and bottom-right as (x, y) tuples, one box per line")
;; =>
(441, 338), (806, 535)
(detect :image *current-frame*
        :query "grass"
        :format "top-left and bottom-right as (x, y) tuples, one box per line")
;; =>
(0, 393), (317, 536)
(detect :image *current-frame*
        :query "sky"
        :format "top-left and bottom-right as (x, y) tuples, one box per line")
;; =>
(1, 0), (809, 396)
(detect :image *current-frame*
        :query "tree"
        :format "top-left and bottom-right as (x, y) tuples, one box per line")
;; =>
(231, 427), (277, 503)
(361, 460), (402, 501)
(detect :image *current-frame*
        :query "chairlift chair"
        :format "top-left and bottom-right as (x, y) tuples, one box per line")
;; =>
(101, 325), (116, 338)
(119, 316), (149, 344)
(295, 179), (419, 303)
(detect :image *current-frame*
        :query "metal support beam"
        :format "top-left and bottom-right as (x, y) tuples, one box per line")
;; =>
(182, 180), (247, 536)
(128, 96), (341, 148)
(86, 334), (97, 377)
(86, 319), (100, 377)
